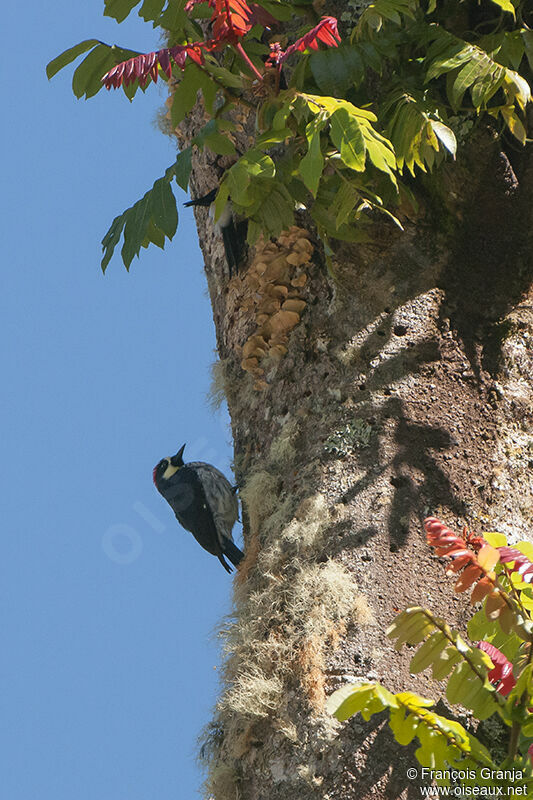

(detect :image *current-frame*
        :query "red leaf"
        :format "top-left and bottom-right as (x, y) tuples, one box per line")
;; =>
(477, 544), (500, 572)
(134, 54), (146, 78)
(187, 44), (205, 65)
(279, 17), (340, 63)
(477, 641), (516, 696)
(169, 45), (188, 69)
(158, 49), (171, 78)
(125, 58), (136, 82)
(499, 547), (533, 582)
(470, 576), (494, 604)
(425, 518), (483, 561)
(101, 44), (206, 90)
(454, 564), (482, 592)
(446, 553), (476, 572)
(266, 16), (340, 66)
(485, 590), (506, 619)
(248, 3), (279, 29)
(209, 0), (252, 44)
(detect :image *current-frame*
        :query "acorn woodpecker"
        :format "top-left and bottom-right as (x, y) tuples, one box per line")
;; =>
(184, 189), (246, 275)
(153, 444), (244, 573)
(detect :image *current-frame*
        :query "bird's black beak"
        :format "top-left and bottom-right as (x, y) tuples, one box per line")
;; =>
(170, 443), (186, 467)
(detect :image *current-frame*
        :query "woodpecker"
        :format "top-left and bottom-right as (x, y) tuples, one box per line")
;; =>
(184, 189), (246, 276)
(153, 443), (244, 573)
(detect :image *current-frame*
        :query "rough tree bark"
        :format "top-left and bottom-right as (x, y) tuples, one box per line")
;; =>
(174, 88), (533, 798)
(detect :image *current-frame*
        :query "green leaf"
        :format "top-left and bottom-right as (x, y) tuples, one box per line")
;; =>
(159, 1), (188, 31)
(104, 0), (141, 23)
(72, 45), (113, 99)
(255, 128), (293, 147)
(483, 532), (508, 548)
(331, 181), (360, 229)
(139, 0), (166, 23)
(46, 40), (101, 80)
(299, 116), (326, 197)
(515, 541), (533, 559)
(312, 185), (370, 242)
(171, 64), (203, 126)
(102, 211), (128, 273)
(357, 41), (384, 74)
(389, 707), (419, 746)
(409, 631), (447, 674)
(174, 147), (192, 192)
(523, 30), (533, 72)
(150, 178), (178, 238)
(193, 120), (236, 156)
(254, 185), (294, 238)
(309, 44), (365, 96)
(501, 106), (527, 143)
(503, 70), (531, 110)
(387, 608), (436, 648)
(426, 42), (471, 82)
(488, 0), (515, 16)
(224, 150), (276, 207)
(430, 121), (456, 156)
(499, 31), (525, 71)
(203, 131), (236, 155)
(143, 218), (166, 249)
(326, 682), (397, 722)
(71, 44), (138, 100)
(272, 101), (295, 130)
(207, 64), (245, 89)
(195, 63), (218, 114)
(256, 0), (293, 20)
(101, 165), (179, 272)
(452, 53), (493, 109)
(122, 193), (153, 269)
(363, 126), (398, 181)
(431, 648), (462, 681)
(329, 107), (366, 172)
(213, 183), (230, 224)
(446, 661), (499, 720)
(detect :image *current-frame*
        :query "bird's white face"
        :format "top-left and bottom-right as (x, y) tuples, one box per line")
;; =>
(161, 459), (180, 480)
(153, 457), (180, 486)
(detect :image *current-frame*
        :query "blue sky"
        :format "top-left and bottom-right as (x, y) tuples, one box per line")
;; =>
(2, 3), (238, 798)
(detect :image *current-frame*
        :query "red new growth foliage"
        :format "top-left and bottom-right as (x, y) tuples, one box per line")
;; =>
(498, 547), (533, 583)
(248, 3), (279, 29)
(102, 7), (340, 91)
(185, 0), (252, 42)
(424, 517), (501, 597)
(103, 0), (256, 89)
(102, 44), (204, 89)
(477, 641), (516, 696)
(267, 16), (340, 65)
(424, 517), (477, 564)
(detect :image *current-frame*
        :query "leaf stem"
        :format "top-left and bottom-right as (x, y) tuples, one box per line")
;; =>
(235, 42), (264, 81)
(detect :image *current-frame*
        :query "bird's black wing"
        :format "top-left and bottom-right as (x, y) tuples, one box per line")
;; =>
(164, 467), (233, 572)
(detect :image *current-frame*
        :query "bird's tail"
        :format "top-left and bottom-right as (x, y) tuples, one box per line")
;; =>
(222, 536), (245, 569)
(221, 222), (242, 277)
(183, 189), (217, 208)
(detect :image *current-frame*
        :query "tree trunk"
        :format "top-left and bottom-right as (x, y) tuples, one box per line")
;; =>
(176, 99), (533, 798)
